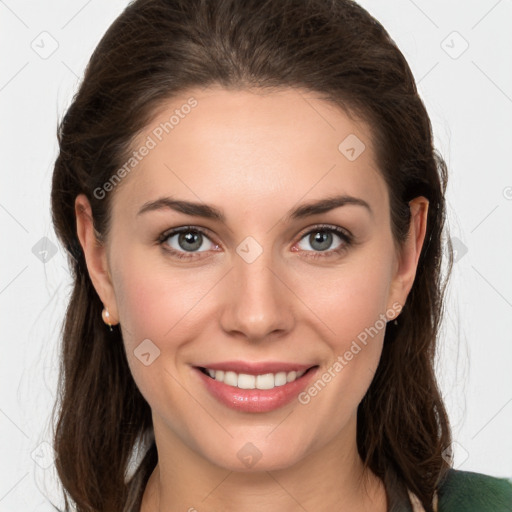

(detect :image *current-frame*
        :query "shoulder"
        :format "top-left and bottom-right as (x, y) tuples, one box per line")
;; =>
(436, 468), (512, 511)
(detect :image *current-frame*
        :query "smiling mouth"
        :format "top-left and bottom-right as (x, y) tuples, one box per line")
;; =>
(197, 366), (318, 390)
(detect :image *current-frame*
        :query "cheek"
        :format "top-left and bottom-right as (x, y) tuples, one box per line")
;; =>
(113, 248), (209, 343)
(291, 243), (395, 348)
(303, 267), (389, 372)
(110, 250), (220, 399)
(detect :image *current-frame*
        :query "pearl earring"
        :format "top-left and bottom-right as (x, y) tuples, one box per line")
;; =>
(102, 307), (114, 332)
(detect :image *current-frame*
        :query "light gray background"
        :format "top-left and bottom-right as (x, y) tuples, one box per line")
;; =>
(1, 0), (511, 510)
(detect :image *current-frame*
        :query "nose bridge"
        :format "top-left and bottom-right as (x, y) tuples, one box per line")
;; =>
(220, 235), (293, 340)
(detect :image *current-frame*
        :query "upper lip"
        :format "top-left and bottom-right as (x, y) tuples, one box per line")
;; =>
(195, 361), (317, 375)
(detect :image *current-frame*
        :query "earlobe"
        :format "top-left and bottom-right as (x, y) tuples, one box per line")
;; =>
(75, 194), (119, 324)
(387, 196), (429, 312)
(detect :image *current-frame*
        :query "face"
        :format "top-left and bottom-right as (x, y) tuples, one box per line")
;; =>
(78, 86), (424, 473)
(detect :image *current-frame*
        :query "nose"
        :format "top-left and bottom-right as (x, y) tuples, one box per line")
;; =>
(219, 245), (295, 343)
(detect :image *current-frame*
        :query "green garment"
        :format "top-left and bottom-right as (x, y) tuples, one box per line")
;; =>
(436, 469), (512, 511)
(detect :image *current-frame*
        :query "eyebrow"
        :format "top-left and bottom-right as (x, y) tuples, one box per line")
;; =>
(136, 194), (372, 221)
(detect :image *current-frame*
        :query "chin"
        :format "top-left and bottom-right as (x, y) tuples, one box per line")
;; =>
(198, 434), (310, 473)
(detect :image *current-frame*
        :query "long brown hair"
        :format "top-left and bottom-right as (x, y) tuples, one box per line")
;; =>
(50, 0), (453, 510)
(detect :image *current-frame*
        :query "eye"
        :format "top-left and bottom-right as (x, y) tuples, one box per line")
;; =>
(158, 227), (219, 260)
(294, 225), (352, 258)
(158, 224), (353, 261)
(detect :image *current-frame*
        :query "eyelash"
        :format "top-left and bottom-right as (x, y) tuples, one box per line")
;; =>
(157, 224), (353, 261)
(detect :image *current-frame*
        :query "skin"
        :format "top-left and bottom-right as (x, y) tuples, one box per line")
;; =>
(75, 86), (428, 512)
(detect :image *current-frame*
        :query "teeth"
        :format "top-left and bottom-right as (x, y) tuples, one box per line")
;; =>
(286, 371), (297, 383)
(224, 371), (238, 387)
(256, 373), (275, 389)
(274, 372), (287, 386)
(238, 373), (255, 389)
(204, 368), (307, 389)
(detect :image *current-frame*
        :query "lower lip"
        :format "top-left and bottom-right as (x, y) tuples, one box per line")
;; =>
(194, 366), (318, 413)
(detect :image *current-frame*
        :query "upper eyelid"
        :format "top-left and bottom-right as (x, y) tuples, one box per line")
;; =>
(297, 224), (352, 239)
(159, 225), (215, 243)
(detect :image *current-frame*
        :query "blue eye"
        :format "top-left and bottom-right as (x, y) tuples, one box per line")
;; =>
(158, 227), (218, 260)
(296, 225), (352, 259)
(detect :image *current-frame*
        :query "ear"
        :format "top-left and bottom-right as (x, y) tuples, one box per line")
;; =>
(387, 196), (429, 315)
(75, 194), (119, 324)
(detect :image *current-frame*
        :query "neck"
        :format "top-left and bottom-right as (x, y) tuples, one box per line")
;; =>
(140, 417), (387, 512)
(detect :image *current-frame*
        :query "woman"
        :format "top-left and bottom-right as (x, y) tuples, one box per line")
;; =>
(50, 0), (512, 510)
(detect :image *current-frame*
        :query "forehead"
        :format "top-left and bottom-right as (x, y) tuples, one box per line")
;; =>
(111, 86), (388, 222)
